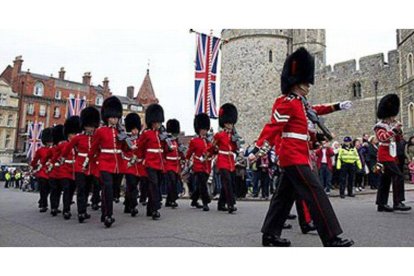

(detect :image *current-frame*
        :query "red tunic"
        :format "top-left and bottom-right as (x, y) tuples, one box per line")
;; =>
(374, 121), (401, 163)
(122, 136), (140, 175)
(48, 145), (60, 179)
(88, 126), (125, 174)
(255, 94), (338, 168)
(61, 133), (94, 175)
(163, 139), (183, 174)
(186, 136), (211, 174)
(31, 146), (52, 179)
(210, 131), (237, 172)
(136, 129), (164, 171)
(51, 141), (75, 180)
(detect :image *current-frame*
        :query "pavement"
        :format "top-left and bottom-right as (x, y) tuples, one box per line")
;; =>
(1, 185), (414, 247)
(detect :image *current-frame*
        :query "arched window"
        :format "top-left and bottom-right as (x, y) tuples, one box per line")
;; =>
(269, 50), (273, 63)
(33, 81), (44, 97)
(352, 81), (362, 99)
(7, 114), (13, 127)
(408, 102), (414, 128)
(407, 53), (414, 78)
(95, 95), (104, 106)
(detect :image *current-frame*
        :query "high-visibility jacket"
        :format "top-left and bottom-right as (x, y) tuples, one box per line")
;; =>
(336, 146), (362, 170)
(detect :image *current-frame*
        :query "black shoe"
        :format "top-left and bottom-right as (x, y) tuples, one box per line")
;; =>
(287, 213), (297, 220)
(228, 206), (237, 214)
(283, 222), (292, 229)
(104, 216), (115, 228)
(141, 201), (148, 206)
(114, 198), (120, 204)
(91, 204), (100, 211)
(340, 195), (345, 199)
(301, 223), (317, 234)
(63, 212), (71, 220)
(78, 214), (85, 223)
(51, 209), (58, 216)
(152, 211), (160, 220)
(218, 205), (228, 212)
(191, 201), (203, 209)
(165, 201), (172, 207)
(57, 209), (62, 214)
(203, 205), (210, 211)
(324, 237), (354, 247)
(377, 205), (394, 212)
(131, 208), (139, 217)
(124, 208), (131, 214)
(393, 203), (412, 211)
(262, 234), (291, 247)
(84, 213), (91, 219)
(39, 207), (48, 213)
(348, 194), (355, 197)
(171, 202), (178, 208)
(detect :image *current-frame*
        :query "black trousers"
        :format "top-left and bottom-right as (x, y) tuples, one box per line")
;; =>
(339, 163), (356, 196)
(261, 165), (343, 244)
(75, 173), (95, 214)
(166, 171), (179, 204)
(191, 172), (211, 205)
(91, 176), (101, 206)
(376, 161), (405, 206)
(61, 178), (75, 213)
(49, 178), (62, 210)
(100, 172), (123, 218)
(124, 174), (139, 211)
(218, 169), (236, 208)
(113, 174), (123, 200)
(38, 177), (50, 208)
(139, 177), (149, 203)
(146, 168), (162, 213)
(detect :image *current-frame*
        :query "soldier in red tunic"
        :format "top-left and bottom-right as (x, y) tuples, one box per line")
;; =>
(48, 125), (65, 216)
(186, 113), (212, 211)
(137, 104), (165, 220)
(209, 104), (242, 214)
(122, 112), (142, 217)
(163, 119), (184, 208)
(31, 127), (53, 213)
(249, 47), (354, 247)
(88, 96), (125, 228)
(374, 94), (411, 212)
(61, 106), (100, 223)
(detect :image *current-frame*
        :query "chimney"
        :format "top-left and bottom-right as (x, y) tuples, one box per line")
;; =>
(127, 86), (135, 99)
(11, 55), (23, 82)
(82, 72), (92, 85)
(59, 67), (65, 80)
(103, 77), (109, 91)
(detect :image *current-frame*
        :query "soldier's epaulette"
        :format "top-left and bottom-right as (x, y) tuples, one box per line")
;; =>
(373, 121), (392, 131)
(283, 93), (298, 102)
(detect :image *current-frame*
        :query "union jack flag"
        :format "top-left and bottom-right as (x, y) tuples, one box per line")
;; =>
(26, 121), (44, 161)
(67, 94), (87, 117)
(195, 32), (220, 118)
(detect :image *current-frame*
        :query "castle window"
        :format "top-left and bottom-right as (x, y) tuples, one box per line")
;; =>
(408, 102), (414, 128)
(407, 53), (414, 79)
(33, 81), (44, 97)
(7, 114), (13, 127)
(352, 82), (362, 98)
(269, 50), (273, 63)
(39, 104), (46, 117)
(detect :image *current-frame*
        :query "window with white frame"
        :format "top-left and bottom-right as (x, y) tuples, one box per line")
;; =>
(122, 104), (128, 110)
(7, 114), (13, 127)
(33, 81), (44, 97)
(39, 105), (46, 117)
(55, 90), (62, 100)
(5, 132), (11, 149)
(407, 53), (414, 79)
(0, 113), (3, 125)
(95, 95), (104, 106)
(408, 103), (414, 128)
(0, 93), (6, 106)
(27, 103), (34, 115)
(53, 106), (60, 118)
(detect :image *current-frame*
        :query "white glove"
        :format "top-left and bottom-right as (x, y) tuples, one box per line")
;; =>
(339, 101), (352, 110)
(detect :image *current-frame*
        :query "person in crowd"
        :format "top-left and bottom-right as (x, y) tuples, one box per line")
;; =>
(4, 170), (11, 188)
(235, 149), (248, 199)
(405, 136), (414, 184)
(315, 139), (334, 194)
(366, 136), (380, 189)
(354, 138), (367, 192)
(331, 141), (341, 189)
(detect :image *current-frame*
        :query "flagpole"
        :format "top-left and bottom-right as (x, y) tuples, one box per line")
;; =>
(189, 29), (228, 44)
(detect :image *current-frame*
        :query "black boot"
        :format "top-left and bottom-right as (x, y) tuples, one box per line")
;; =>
(217, 205), (228, 212)
(131, 208), (139, 217)
(262, 234), (291, 247)
(191, 201), (203, 209)
(100, 215), (105, 222)
(78, 214), (85, 223)
(286, 213), (297, 220)
(51, 209), (58, 216)
(63, 212), (71, 220)
(39, 207), (48, 213)
(171, 202), (178, 208)
(377, 204), (394, 212)
(84, 213), (91, 219)
(91, 204), (100, 211)
(301, 222), (317, 234)
(324, 237), (354, 247)
(124, 207), (131, 214)
(104, 216), (115, 228)
(393, 202), (412, 211)
(152, 211), (160, 220)
(203, 204), (210, 211)
(228, 206), (237, 214)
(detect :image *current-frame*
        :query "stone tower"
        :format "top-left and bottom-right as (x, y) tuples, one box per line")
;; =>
(292, 29), (326, 71)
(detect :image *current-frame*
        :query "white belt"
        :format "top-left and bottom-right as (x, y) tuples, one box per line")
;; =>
(101, 149), (122, 154)
(281, 132), (308, 141)
(219, 150), (234, 156)
(194, 155), (204, 161)
(123, 156), (131, 161)
(166, 156), (180, 160)
(137, 159), (143, 162)
(77, 153), (87, 157)
(379, 142), (390, 146)
(147, 149), (163, 153)
(64, 160), (75, 164)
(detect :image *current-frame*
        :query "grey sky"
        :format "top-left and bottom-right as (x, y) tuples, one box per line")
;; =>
(0, 29), (397, 135)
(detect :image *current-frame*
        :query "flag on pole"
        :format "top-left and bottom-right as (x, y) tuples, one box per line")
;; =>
(194, 32), (220, 118)
(26, 121), (43, 161)
(67, 94), (87, 117)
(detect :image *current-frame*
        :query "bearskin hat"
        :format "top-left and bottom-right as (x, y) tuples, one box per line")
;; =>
(80, 106), (100, 130)
(166, 119), (180, 135)
(145, 104), (164, 127)
(52, 124), (65, 145)
(219, 103), (238, 128)
(101, 96), (123, 124)
(194, 113), (211, 134)
(125, 112), (142, 132)
(64, 116), (81, 138)
(41, 127), (53, 145)
(281, 47), (315, 94)
(377, 94), (400, 119)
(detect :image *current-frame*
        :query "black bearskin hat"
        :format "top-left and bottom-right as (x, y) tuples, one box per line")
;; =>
(219, 103), (238, 128)
(64, 116), (81, 138)
(101, 96), (123, 124)
(41, 127), (53, 145)
(125, 112), (142, 132)
(377, 94), (400, 119)
(145, 104), (164, 127)
(52, 124), (65, 145)
(281, 47), (315, 94)
(80, 106), (100, 129)
(194, 113), (210, 134)
(166, 119), (180, 135)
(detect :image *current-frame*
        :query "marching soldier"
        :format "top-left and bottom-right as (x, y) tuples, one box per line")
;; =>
(374, 94), (411, 212)
(186, 113), (212, 211)
(249, 47), (354, 247)
(136, 103), (165, 220)
(48, 124), (65, 216)
(31, 127), (53, 213)
(88, 96), (125, 228)
(61, 106), (100, 223)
